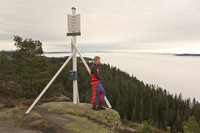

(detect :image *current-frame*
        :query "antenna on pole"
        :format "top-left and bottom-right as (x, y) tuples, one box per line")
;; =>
(25, 7), (112, 114)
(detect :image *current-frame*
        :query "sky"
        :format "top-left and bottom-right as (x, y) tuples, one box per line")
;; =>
(0, 0), (200, 53)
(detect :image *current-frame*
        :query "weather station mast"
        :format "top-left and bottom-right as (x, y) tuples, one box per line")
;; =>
(67, 7), (81, 104)
(25, 7), (112, 114)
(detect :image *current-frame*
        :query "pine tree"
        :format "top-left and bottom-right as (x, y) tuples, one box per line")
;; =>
(142, 121), (154, 133)
(183, 116), (200, 133)
(10, 36), (53, 98)
(0, 50), (10, 77)
(131, 107), (137, 121)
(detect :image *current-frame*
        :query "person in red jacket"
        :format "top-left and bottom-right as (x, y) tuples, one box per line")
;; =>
(90, 56), (106, 110)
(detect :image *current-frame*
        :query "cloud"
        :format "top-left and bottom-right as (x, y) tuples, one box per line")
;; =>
(0, 0), (200, 51)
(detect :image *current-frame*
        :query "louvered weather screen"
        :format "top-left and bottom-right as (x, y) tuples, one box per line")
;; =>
(67, 14), (81, 36)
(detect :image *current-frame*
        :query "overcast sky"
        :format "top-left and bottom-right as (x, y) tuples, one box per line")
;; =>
(0, 0), (200, 53)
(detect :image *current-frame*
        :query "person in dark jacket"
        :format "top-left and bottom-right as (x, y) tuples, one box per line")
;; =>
(90, 56), (106, 110)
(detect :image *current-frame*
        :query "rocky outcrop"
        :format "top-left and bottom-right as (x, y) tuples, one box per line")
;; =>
(0, 102), (127, 133)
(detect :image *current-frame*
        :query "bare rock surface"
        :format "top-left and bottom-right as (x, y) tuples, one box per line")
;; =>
(0, 102), (127, 133)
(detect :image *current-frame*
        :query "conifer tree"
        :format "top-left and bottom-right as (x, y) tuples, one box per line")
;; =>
(11, 36), (52, 98)
(183, 116), (200, 133)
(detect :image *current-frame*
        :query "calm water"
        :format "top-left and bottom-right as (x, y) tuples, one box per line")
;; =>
(44, 52), (200, 101)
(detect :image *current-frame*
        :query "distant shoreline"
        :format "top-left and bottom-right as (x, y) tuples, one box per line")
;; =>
(1, 50), (200, 57)
(175, 54), (200, 57)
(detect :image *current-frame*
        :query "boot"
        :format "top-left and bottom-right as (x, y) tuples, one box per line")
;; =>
(92, 106), (99, 111)
(98, 105), (106, 110)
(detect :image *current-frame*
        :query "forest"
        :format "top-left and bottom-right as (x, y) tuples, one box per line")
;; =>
(0, 36), (200, 133)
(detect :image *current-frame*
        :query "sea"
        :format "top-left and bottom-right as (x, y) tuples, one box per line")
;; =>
(44, 52), (200, 101)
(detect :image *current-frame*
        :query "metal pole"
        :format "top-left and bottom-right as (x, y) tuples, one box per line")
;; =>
(71, 39), (90, 74)
(71, 7), (79, 104)
(104, 97), (112, 108)
(71, 40), (112, 108)
(71, 37), (79, 104)
(25, 52), (75, 114)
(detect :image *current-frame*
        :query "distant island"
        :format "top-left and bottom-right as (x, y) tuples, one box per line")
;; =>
(44, 51), (71, 54)
(175, 54), (200, 56)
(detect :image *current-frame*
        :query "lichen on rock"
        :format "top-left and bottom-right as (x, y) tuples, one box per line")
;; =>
(0, 110), (14, 119)
(0, 102), (126, 133)
(39, 102), (124, 132)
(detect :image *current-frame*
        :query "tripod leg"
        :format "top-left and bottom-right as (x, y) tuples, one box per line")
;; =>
(25, 52), (75, 114)
(104, 96), (112, 108)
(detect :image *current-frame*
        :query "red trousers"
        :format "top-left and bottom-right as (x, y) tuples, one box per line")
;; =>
(91, 81), (105, 107)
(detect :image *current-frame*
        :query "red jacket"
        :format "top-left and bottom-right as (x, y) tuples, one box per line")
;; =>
(90, 63), (102, 82)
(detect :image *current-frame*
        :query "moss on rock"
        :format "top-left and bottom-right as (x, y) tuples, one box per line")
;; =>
(25, 111), (41, 120)
(53, 94), (71, 102)
(63, 114), (111, 133)
(0, 110), (14, 119)
(0, 102), (126, 133)
(39, 102), (123, 131)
